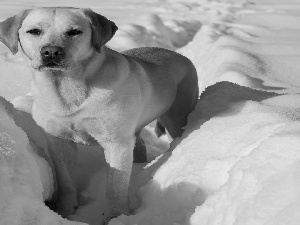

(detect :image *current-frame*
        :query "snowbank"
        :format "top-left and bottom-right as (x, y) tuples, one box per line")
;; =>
(0, 97), (86, 225)
(111, 82), (300, 225)
(188, 83), (300, 225)
(179, 0), (300, 94)
(108, 13), (201, 51)
(1, 0), (300, 224)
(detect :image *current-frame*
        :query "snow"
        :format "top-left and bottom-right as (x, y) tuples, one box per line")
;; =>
(0, 97), (85, 225)
(1, 0), (300, 225)
(110, 82), (300, 225)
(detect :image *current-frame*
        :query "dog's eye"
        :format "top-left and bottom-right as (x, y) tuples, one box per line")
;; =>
(66, 29), (83, 37)
(26, 29), (42, 35)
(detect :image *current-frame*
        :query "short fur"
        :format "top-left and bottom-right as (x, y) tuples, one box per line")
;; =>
(0, 7), (199, 223)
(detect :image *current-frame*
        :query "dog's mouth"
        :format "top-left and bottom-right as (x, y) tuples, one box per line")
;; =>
(38, 61), (67, 71)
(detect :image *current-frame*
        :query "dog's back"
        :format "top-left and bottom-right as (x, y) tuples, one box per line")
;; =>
(122, 47), (199, 138)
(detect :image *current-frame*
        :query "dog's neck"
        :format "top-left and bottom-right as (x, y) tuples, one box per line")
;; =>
(31, 70), (86, 115)
(31, 50), (106, 116)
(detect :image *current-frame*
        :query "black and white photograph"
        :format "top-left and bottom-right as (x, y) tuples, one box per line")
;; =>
(0, 0), (299, 225)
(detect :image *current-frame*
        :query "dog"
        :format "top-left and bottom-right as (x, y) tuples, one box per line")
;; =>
(0, 7), (199, 223)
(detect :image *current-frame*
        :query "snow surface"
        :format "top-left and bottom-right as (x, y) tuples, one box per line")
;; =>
(0, 97), (85, 225)
(1, 0), (300, 225)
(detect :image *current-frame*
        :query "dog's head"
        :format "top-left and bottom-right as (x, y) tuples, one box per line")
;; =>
(0, 7), (118, 71)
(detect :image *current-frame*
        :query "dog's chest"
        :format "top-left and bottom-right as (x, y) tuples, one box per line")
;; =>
(32, 90), (131, 145)
(50, 119), (98, 145)
(55, 76), (88, 108)
(33, 107), (98, 145)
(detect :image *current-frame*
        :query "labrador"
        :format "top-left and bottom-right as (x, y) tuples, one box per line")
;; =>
(0, 7), (199, 223)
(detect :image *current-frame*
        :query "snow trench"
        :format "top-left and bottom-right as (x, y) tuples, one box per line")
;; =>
(1, 0), (300, 225)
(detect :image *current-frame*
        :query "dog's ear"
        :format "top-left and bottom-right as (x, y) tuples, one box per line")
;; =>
(0, 10), (30, 54)
(82, 9), (118, 52)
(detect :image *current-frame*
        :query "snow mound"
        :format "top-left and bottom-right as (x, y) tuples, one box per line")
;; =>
(179, 0), (300, 94)
(108, 13), (201, 51)
(0, 97), (86, 225)
(110, 82), (300, 225)
(1, 0), (300, 224)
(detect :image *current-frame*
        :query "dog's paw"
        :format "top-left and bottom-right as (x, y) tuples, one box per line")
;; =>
(55, 192), (78, 218)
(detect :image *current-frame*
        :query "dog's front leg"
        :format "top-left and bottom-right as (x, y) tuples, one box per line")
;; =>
(97, 135), (135, 222)
(46, 134), (78, 217)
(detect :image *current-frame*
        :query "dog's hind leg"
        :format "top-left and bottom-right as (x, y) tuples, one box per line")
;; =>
(133, 130), (147, 163)
(155, 119), (166, 137)
(159, 71), (198, 139)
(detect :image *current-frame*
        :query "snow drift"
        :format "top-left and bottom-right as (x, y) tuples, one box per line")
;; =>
(110, 82), (300, 225)
(0, 97), (85, 225)
(1, 0), (300, 224)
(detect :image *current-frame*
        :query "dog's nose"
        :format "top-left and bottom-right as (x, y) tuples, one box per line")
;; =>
(41, 46), (65, 59)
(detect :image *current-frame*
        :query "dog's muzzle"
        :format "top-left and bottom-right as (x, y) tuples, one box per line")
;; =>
(40, 46), (65, 69)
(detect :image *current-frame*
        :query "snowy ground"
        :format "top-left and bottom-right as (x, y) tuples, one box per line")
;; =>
(1, 0), (300, 225)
